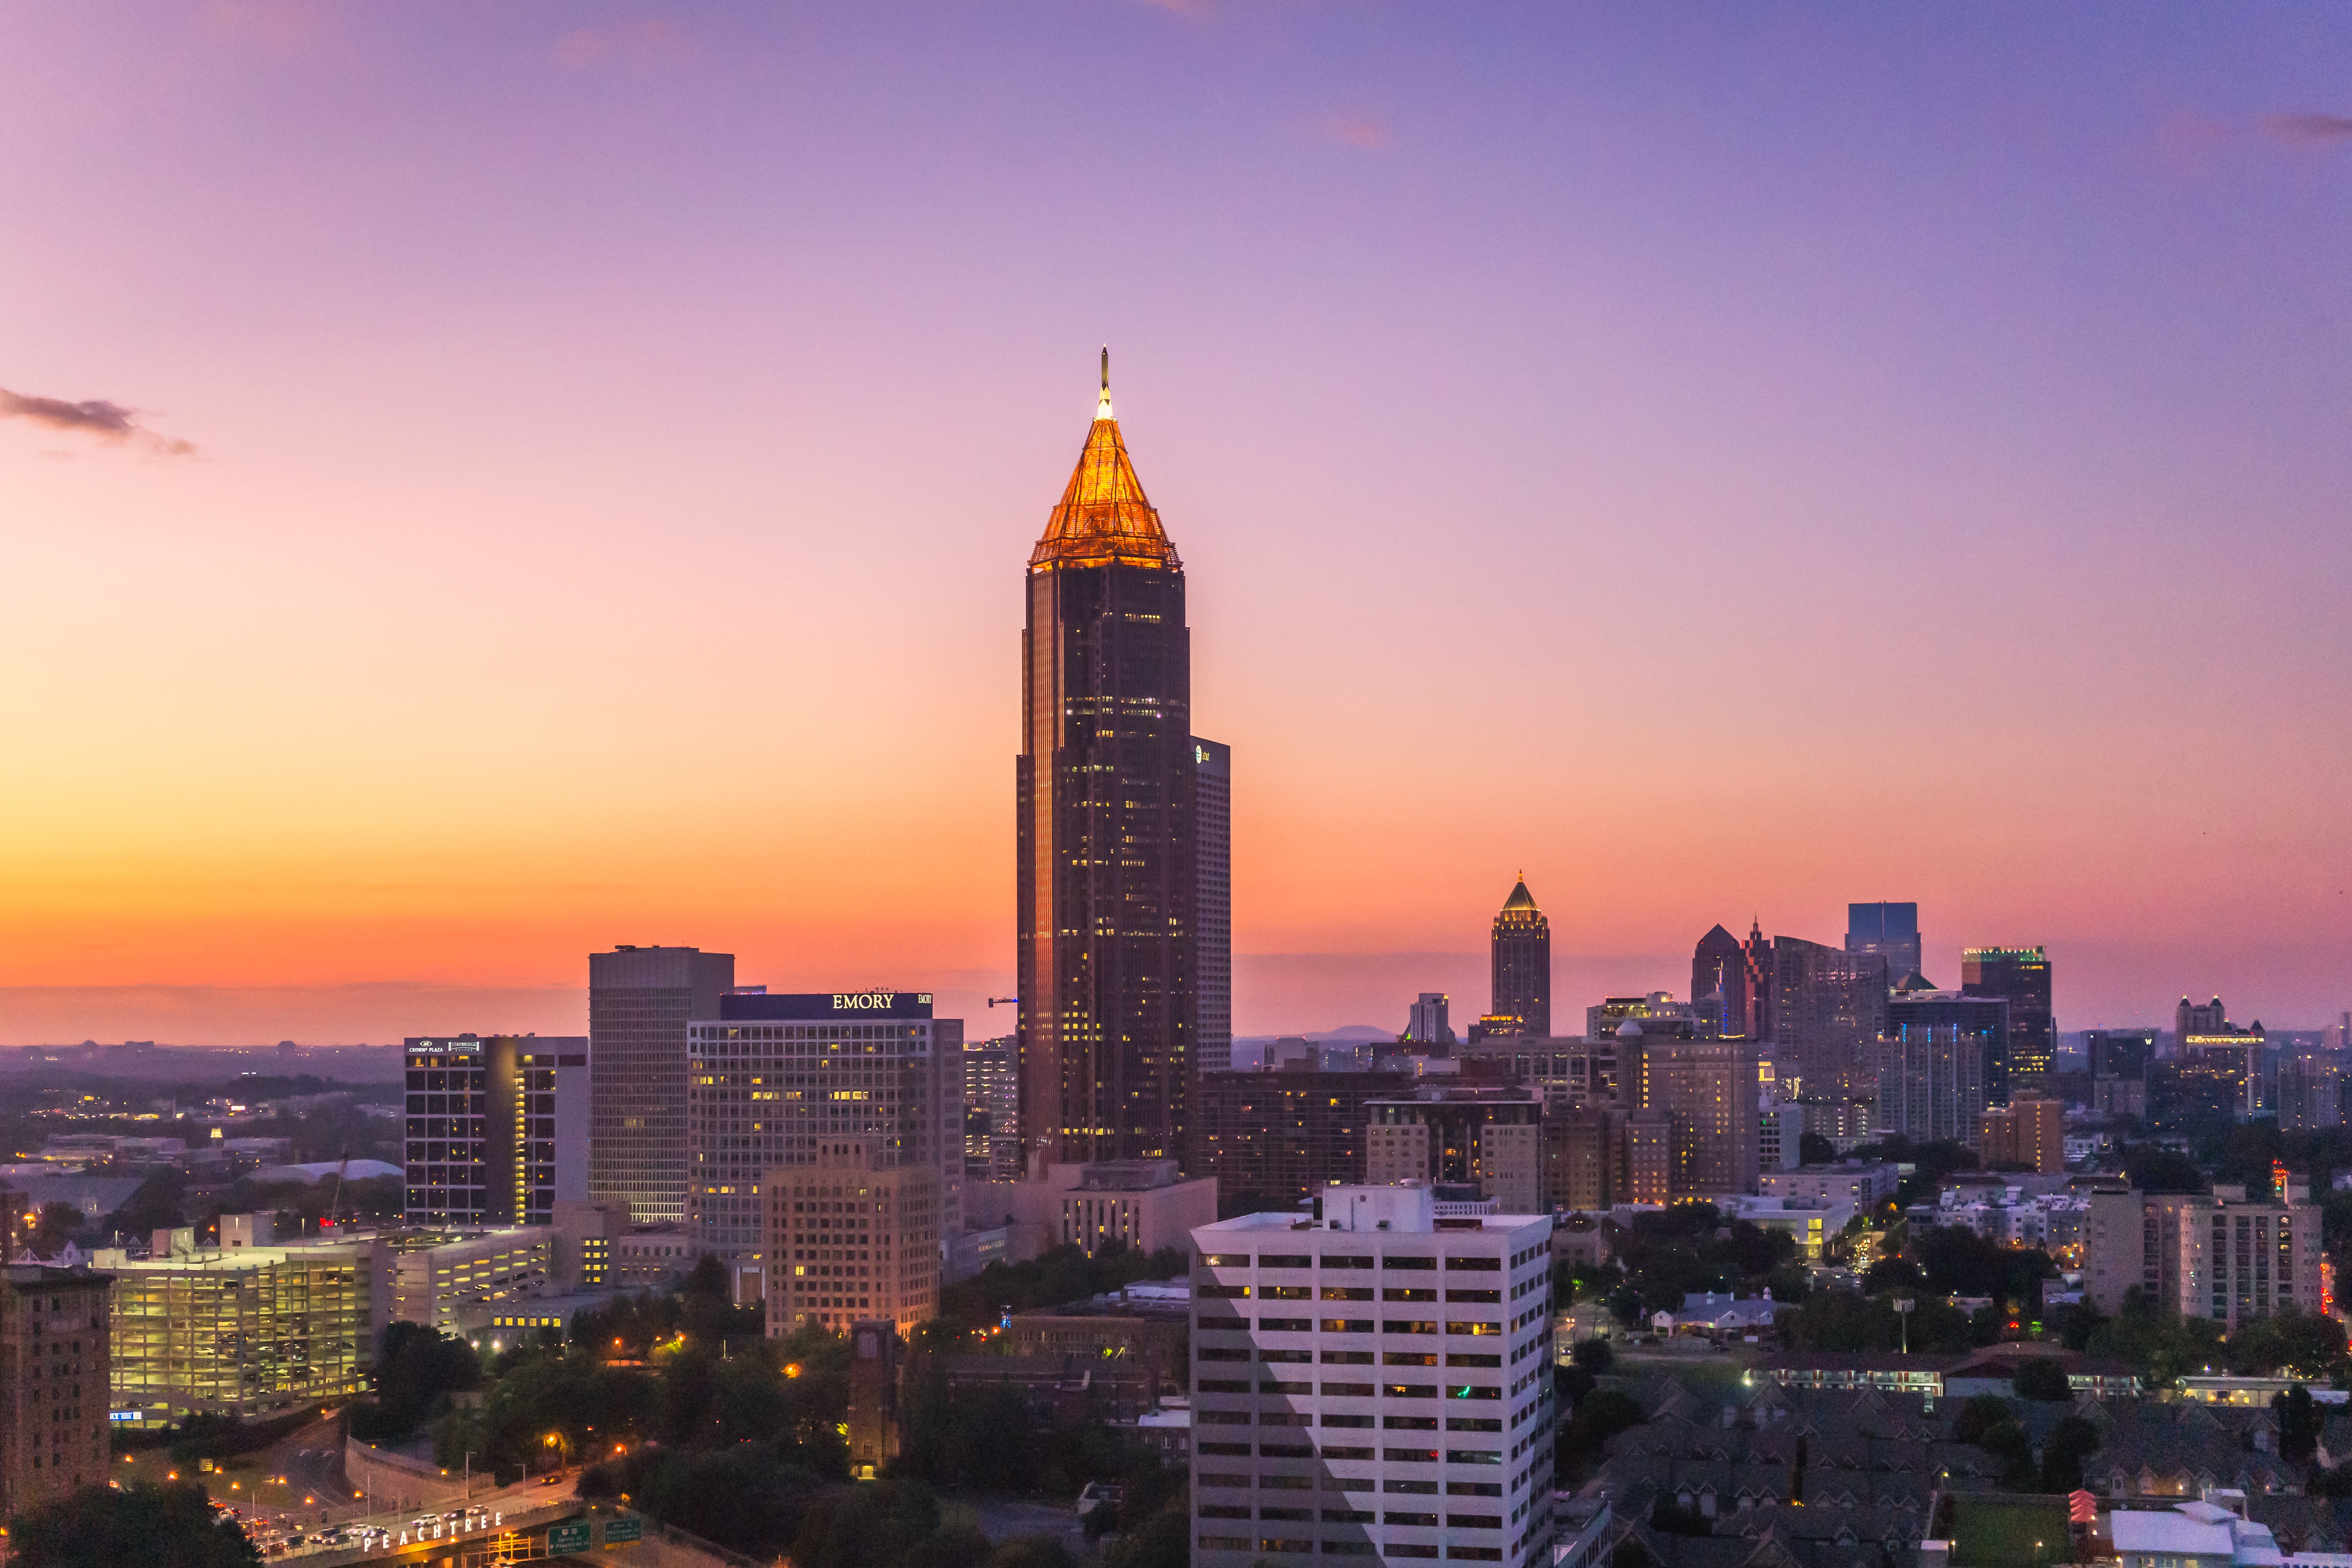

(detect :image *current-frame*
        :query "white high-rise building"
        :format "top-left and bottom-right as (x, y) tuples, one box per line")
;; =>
(1189, 1185), (1556, 1568)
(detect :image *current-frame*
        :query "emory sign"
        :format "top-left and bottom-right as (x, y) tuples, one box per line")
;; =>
(832, 992), (932, 1011)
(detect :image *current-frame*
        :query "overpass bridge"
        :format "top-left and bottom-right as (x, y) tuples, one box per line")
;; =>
(261, 1493), (640, 1566)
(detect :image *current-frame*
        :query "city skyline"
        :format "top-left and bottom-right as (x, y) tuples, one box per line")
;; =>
(6, 7), (2352, 1043)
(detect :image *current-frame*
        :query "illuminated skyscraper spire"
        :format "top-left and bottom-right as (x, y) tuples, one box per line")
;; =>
(1018, 353), (1196, 1175)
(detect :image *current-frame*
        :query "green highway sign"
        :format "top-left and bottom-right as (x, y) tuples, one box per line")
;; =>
(604, 1516), (644, 1543)
(548, 1521), (593, 1555)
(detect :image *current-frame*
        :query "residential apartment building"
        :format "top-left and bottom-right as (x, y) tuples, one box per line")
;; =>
(1758, 1102), (1805, 1173)
(0, 1265), (112, 1514)
(963, 1036), (1022, 1183)
(2084, 1180), (2323, 1330)
(1978, 1091), (2064, 1174)
(1453, 1038), (1616, 1108)
(1189, 1185), (1557, 1568)
(765, 1135), (940, 1335)
(1757, 1163), (1901, 1209)
(1876, 990), (2001, 1147)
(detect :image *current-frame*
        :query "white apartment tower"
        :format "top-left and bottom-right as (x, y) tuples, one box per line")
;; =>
(1189, 1185), (1556, 1568)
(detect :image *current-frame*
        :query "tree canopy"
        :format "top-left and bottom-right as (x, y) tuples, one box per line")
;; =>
(8, 1482), (259, 1568)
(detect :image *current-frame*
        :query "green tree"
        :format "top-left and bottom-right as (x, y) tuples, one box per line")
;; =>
(352, 1321), (479, 1440)
(2039, 1414), (2103, 1493)
(2014, 1358), (2072, 1401)
(8, 1481), (259, 1568)
(2275, 1385), (2321, 1466)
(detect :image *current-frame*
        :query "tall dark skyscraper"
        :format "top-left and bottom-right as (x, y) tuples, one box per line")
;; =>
(589, 944), (734, 1222)
(1846, 901), (1922, 982)
(1770, 935), (1887, 1129)
(1489, 875), (1551, 1038)
(1964, 945), (2054, 1096)
(1017, 356), (1196, 1175)
(1692, 923), (1748, 1037)
(1193, 736), (1232, 1076)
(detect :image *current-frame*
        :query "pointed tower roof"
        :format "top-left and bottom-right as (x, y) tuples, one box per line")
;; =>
(1029, 348), (1181, 573)
(1502, 874), (1539, 912)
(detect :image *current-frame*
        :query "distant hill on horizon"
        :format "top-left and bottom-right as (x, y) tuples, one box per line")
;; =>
(1234, 1024), (1394, 1044)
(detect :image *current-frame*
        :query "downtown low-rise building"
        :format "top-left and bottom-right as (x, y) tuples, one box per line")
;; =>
(0, 1264), (113, 1515)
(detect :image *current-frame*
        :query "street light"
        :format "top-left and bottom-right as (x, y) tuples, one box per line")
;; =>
(1895, 1299), (1916, 1355)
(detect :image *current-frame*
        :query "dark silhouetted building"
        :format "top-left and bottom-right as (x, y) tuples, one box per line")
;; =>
(1963, 945), (2054, 1096)
(1489, 875), (1550, 1039)
(1693, 924), (1749, 1038)
(1189, 1069), (1412, 1208)
(2087, 1027), (2157, 1119)
(1193, 737), (1232, 1076)
(1845, 903), (1922, 984)
(589, 945), (735, 1224)
(1742, 920), (1774, 1040)
(1770, 936), (1888, 1132)
(2086, 1028), (2157, 1080)
(1364, 1087), (1543, 1211)
(1017, 358), (1196, 1175)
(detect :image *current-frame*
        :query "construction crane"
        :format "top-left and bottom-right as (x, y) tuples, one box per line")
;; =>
(985, 997), (1017, 1008)
(324, 1146), (351, 1232)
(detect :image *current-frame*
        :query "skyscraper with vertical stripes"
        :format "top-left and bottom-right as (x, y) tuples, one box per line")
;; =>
(1017, 353), (1197, 1175)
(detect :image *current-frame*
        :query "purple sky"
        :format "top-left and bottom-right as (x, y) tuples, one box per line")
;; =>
(2, 3), (2349, 1043)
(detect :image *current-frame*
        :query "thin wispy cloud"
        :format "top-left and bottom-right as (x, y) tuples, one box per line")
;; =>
(198, 0), (324, 56)
(2261, 112), (2352, 148)
(552, 18), (694, 70)
(1322, 115), (1390, 151)
(0, 389), (195, 457)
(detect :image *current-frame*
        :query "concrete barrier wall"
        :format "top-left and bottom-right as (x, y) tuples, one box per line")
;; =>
(342, 1436), (472, 1510)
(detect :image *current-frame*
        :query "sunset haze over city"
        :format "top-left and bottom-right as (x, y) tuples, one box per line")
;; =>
(6, 3), (2351, 1044)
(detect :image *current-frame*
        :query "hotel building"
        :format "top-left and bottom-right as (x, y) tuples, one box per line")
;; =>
(403, 1034), (589, 1227)
(1189, 1185), (1556, 1568)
